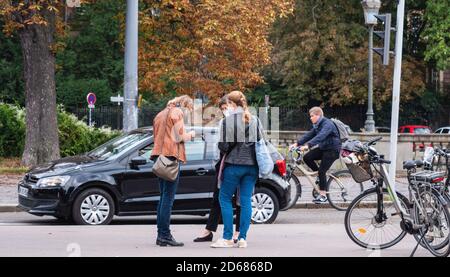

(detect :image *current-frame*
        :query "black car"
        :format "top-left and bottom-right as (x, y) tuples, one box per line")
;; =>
(18, 126), (293, 225)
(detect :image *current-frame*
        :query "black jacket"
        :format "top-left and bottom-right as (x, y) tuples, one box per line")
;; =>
(297, 117), (341, 152)
(218, 111), (260, 166)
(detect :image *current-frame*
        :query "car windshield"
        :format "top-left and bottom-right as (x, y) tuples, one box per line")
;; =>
(414, 128), (431, 134)
(88, 132), (149, 160)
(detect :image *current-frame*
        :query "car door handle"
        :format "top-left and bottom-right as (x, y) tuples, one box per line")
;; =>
(195, 168), (209, 176)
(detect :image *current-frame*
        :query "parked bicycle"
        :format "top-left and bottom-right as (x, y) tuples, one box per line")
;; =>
(343, 137), (450, 257)
(284, 147), (364, 211)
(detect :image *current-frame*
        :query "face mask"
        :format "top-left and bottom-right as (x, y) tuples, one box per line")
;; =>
(227, 107), (235, 114)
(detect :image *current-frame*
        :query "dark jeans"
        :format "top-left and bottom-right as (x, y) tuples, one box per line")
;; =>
(303, 148), (339, 191)
(206, 185), (241, 233)
(156, 170), (180, 239)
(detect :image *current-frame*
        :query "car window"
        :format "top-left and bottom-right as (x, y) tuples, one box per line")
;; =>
(88, 132), (149, 160)
(414, 128), (431, 134)
(185, 140), (206, 161)
(402, 128), (410, 133)
(138, 144), (154, 162)
(442, 129), (450, 134)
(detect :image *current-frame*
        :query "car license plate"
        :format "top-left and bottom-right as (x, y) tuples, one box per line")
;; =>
(18, 186), (29, 197)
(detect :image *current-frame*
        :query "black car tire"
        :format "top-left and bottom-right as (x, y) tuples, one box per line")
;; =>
(251, 187), (279, 224)
(72, 188), (115, 225)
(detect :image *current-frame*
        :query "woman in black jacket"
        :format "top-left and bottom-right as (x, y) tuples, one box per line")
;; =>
(210, 91), (260, 249)
(193, 96), (241, 243)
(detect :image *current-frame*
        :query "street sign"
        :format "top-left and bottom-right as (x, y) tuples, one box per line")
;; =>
(110, 94), (124, 106)
(66, 0), (81, 8)
(87, 92), (97, 105)
(87, 92), (96, 127)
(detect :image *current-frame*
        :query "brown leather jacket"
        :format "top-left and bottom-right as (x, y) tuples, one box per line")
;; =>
(151, 107), (193, 163)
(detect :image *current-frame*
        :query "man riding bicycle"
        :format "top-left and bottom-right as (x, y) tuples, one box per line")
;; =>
(290, 107), (341, 204)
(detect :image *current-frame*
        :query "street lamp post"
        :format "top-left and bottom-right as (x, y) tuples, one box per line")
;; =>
(361, 0), (381, 133)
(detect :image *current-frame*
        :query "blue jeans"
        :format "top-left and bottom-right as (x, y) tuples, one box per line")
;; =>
(219, 164), (258, 240)
(156, 169), (180, 239)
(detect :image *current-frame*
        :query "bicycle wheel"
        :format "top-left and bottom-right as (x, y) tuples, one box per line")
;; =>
(281, 173), (302, 211)
(327, 170), (364, 211)
(412, 187), (450, 257)
(345, 188), (410, 250)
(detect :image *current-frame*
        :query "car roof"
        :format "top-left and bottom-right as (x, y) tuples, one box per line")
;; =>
(399, 125), (431, 128)
(131, 126), (219, 134)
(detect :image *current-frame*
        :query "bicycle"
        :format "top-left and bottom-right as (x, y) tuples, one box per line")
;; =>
(284, 147), (364, 211)
(343, 137), (450, 257)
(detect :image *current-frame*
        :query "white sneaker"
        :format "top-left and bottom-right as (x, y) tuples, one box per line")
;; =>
(237, 238), (247, 248)
(210, 238), (235, 248)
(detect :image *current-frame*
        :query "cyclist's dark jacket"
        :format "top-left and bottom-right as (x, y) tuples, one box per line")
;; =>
(297, 117), (341, 151)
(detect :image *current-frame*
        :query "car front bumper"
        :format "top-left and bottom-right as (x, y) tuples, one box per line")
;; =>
(17, 180), (70, 217)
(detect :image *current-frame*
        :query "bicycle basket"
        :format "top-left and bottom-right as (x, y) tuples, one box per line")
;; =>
(345, 153), (373, 183)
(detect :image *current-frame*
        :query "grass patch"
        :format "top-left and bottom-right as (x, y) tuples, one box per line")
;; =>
(0, 157), (28, 174)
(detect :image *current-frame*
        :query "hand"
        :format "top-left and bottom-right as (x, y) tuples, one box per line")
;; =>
(189, 130), (196, 139)
(299, 145), (309, 152)
(289, 143), (298, 151)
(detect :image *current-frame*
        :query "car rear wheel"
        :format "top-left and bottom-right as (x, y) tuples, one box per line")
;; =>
(251, 187), (279, 224)
(72, 188), (115, 225)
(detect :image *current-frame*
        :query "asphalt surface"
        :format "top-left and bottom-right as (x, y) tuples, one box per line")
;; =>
(0, 209), (435, 257)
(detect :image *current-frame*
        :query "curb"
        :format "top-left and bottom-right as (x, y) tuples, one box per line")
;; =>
(0, 204), (21, 213)
(293, 203), (338, 209)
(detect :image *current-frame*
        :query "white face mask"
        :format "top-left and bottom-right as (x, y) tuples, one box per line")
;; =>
(222, 107), (235, 117)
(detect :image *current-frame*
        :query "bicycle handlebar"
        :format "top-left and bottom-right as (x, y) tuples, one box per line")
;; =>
(378, 158), (391, 164)
(365, 136), (383, 146)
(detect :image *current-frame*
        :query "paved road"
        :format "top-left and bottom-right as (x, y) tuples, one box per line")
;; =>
(0, 209), (434, 257)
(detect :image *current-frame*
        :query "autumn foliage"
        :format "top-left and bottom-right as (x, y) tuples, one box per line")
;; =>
(136, 0), (294, 100)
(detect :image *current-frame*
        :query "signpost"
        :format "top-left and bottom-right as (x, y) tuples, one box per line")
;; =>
(111, 94), (124, 129)
(86, 92), (96, 127)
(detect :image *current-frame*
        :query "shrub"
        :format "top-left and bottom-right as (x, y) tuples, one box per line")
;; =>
(0, 103), (121, 159)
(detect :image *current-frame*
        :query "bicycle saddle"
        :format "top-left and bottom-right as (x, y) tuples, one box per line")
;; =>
(403, 160), (424, 170)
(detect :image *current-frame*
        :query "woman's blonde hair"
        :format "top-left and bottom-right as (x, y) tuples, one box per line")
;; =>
(167, 95), (193, 110)
(227, 90), (252, 123)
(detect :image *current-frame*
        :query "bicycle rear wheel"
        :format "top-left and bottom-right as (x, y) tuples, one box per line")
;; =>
(412, 187), (450, 257)
(327, 170), (364, 211)
(345, 188), (409, 249)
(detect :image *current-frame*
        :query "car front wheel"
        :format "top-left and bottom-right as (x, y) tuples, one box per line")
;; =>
(251, 187), (279, 224)
(72, 188), (115, 225)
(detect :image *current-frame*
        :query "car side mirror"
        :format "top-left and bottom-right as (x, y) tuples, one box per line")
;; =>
(130, 156), (147, 168)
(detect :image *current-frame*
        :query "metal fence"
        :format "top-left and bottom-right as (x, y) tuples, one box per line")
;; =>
(66, 105), (449, 132)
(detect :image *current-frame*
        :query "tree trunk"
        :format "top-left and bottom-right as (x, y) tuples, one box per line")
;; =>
(19, 11), (60, 167)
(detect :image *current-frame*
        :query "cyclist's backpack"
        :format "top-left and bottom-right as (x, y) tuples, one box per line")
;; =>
(331, 118), (350, 142)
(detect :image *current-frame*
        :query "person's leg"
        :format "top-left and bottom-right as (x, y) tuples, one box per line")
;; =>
(156, 177), (166, 238)
(219, 165), (241, 240)
(157, 173), (180, 239)
(204, 186), (221, 233)
(318, 150), (340, 192)
(235, 206), (241, 232)
(232, 195), (241, 240)
(237, 165), (258, 241)
(303, 148), (322, 172)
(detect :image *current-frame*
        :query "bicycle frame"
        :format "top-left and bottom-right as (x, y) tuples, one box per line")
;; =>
(287, 151), (347, 195)
(377, 163), (413, 220)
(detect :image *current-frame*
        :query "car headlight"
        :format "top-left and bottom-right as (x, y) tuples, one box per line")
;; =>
(36, 176), (71, 188)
